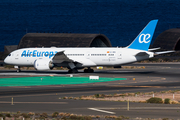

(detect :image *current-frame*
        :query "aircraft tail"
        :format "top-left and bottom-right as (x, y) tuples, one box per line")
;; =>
(127, 20), (158, 51)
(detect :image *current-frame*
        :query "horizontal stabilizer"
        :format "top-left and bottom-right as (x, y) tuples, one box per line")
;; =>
(148, 47), (161, 51)
(154, 51), (175, 55)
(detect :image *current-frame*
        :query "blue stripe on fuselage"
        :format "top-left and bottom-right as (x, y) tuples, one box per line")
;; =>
(21, 50), (58, 59)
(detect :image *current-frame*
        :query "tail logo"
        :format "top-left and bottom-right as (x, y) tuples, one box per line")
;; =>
(139, 34), (151, 43)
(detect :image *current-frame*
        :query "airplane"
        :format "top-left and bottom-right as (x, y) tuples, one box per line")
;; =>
(4, 20), (174, 73)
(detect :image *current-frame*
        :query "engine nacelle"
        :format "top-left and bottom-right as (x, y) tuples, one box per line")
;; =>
(34, 59), (54, 71)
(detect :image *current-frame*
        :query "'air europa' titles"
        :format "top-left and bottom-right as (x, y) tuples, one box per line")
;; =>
(21, 50), (58, 58)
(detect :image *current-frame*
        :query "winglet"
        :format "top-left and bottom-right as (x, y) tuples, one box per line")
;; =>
(128, 20), (158, 51)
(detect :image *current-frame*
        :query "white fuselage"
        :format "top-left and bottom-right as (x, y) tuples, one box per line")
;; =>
(4, 47), (154, 68)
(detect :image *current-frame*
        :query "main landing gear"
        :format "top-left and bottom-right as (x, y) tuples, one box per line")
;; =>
(67, 62), (94, 73)
(84, 67), (94, 73)
(68, 69), (78, 73)
(68, 67), (94, 73)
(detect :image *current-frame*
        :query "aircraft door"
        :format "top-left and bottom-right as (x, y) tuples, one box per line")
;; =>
(116, 51), (122, 60)
(107, 51), (116, 64)
(15, 52), (19, 60)
(86, 52), (90, 59)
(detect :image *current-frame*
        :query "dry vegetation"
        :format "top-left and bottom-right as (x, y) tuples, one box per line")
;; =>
(0, 111), (179, 120)
(61, 90), (180, 104)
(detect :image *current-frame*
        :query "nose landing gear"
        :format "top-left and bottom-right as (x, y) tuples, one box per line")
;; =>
(15, 66), (21, 72)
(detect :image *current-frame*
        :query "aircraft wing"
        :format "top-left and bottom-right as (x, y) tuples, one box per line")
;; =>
(71, 58), (96, 66)
(52, 51), (73, 63)
(52, 51), (96, 66)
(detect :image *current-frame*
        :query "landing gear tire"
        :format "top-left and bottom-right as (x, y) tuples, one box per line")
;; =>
(16, 67), (21, 72)
(90, 69), (94, 73)
(84, 69), (88, 73)
(68, 69), (78, 73)
(84, 68), (94, 73)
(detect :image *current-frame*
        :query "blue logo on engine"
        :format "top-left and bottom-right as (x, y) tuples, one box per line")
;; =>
(21, 50), (58, 58)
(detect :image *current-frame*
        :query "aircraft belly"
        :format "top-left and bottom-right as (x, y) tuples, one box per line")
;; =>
(91, 57), (117, 66)
(14, 57), (36, 66)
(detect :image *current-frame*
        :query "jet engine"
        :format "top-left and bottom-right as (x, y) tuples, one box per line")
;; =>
(34, 59), (54, 71)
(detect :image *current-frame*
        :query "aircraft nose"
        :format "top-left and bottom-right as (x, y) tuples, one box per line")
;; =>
(4, 56), (10, 64)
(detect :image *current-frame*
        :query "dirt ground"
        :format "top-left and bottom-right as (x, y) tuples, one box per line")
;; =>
(73, 91), (180, 104)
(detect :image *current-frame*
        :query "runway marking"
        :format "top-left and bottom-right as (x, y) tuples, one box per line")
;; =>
(0, 101), (67, 104)
(109, 85), (164, 88)
(88, 108), (115, 114)
(108, 71), (134, 73)
(97, 107), (180, 110)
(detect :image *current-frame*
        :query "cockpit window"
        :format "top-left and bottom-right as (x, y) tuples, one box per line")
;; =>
(8, 54), (11, 56)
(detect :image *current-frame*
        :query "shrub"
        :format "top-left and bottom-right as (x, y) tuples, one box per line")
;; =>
(146, 97), (163, 103)
(115, 118), (122, 120)
(64, 113), (70, 117)
(101, 94), (106, 98)
(52, 112), (59, 118)
(40, 113), (48, 118)
(94, 94), (100, 98)
(74, 116), (92, 120)
(5, 113), (11, 117)
(21, 113), (30, 118)
(0, 114), (4, 118)
(164, 98), (171, 104)
(94, 94), (105, 98)
(69, 115), (77, 119)
(61, 116), (67, 120)
(171, 100), (179, 104)
(162, 118), (169, 120)
(59, 112), (65, 116)
(28, 112), (34, 116)
(38, 116), (46, 120)
(35, 113), (40, 116)
(119, 115), (129, 119)
(17, 111), (21, 114)
(13, 114), (20, 118)
(62, 97), (67, 99)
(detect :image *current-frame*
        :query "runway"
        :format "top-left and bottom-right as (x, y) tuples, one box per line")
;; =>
(0, 63), (180, 119)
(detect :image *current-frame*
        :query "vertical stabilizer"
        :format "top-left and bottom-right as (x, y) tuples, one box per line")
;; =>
(128, 20), (158, 51)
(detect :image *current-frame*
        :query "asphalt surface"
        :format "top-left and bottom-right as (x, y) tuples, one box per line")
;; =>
(0, 63), (180, 119)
